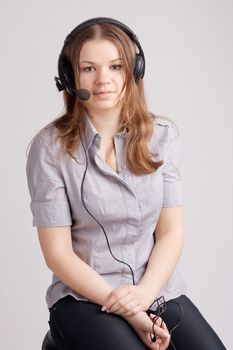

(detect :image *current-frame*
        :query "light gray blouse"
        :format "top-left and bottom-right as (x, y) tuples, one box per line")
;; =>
(26, 113), (187, 308)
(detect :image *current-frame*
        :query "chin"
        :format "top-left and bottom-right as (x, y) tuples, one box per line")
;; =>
(92, 99), (120, 110)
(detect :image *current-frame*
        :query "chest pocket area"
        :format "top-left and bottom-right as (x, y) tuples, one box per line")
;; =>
(132, 169), (163, 211)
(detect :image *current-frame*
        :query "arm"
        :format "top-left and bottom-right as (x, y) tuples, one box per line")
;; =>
(102, 123), (184, 317)
(37, 226), (114, 306)
(102, 206), (184, 315)
(138, 206), (185, 301)
(38, 226), (170, 348)
(139, 123), (185, 302)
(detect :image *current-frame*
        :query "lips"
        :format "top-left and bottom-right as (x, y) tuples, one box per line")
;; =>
(93, 91), (114, 95)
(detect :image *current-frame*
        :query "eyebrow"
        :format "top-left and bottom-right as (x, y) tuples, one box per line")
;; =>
(80, 58), (123, 64)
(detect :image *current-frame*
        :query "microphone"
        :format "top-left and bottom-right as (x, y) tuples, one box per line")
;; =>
(69, 87), (91, 101)
(54, 76), (91, 101)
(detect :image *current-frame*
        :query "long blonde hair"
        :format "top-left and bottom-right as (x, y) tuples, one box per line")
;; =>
(32, 23), (165, 175)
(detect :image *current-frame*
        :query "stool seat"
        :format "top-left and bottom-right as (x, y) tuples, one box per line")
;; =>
(42, 330), (57, 350)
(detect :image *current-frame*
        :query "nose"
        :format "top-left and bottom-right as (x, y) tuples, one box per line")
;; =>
(95, 67), (110, 85)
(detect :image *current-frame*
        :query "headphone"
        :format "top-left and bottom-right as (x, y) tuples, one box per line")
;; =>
(54, 17), (146, 100)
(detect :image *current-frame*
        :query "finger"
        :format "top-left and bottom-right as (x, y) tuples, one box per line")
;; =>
(150, 323), (170, 341)
(105, 292), (134, 313)
(151, 334), (170, 350)
(114, 302), (142, 316)
(149, 314), (162, 327)
(159, 335), (170, 350)
(161, 321), (170, 335)
(150, 314), (162, 322)
(145, 333), (160, 350)
(150, 314), (165, 329)
(149, 318), (170, 349)
(154, 318), (168, 332)
(102, 286), (129, 311)
(111, 298), (139, 314)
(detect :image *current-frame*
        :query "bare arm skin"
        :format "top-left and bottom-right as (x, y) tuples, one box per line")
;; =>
(102, 206), (185, 316)
(37, 226), (170, 346)
(138, 206), (185, 302)
(37, 226), (114, 306)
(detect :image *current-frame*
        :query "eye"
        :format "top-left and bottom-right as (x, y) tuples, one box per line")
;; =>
(111, 64), (122, 70)
(82, 66), (95, 72)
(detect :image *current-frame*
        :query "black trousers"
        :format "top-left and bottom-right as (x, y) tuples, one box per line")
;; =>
(48, 294), (226, 350)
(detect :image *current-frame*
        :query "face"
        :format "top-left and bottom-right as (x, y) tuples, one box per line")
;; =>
(78, 39), (125, 115)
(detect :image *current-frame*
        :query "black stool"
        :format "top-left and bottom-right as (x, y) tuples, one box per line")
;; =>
(42, 330), (57, 350)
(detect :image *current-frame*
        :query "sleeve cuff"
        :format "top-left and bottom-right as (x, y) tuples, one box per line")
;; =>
(31, 201), (72, 227)
(162, 181), (183, 207)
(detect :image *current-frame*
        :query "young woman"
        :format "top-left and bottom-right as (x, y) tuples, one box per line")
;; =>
(26, 17), (226, 350)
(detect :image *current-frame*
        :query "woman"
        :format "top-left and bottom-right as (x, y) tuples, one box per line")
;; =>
(26, 17), (226, 349)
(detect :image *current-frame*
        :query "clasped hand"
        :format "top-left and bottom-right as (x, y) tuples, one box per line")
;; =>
(102, 284), (152, 316)
(102, 284), (170, 349)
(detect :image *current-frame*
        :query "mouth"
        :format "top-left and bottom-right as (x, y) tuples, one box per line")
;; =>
(93, 91), (115, 95)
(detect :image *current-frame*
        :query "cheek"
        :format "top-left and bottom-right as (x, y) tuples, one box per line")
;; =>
(119, 73), (126, 89)
(79, 74), (93, 88)
(118, 78), (126, 95)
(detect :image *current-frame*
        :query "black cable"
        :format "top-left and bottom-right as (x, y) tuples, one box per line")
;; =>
(77, 125), (135, 285)
(166, 300), (184, 350)
(148, 298), (184, 349)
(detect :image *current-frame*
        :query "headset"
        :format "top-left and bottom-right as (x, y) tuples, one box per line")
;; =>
(54, 17), (146, 100)
(55, 17), (183, 347)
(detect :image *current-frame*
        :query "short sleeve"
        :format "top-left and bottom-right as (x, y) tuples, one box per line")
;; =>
(160, 124), (183, 208)
(26, 134), (72, 227)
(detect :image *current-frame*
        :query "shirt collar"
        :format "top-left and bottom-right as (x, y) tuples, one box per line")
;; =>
(83, 113), (128, 149)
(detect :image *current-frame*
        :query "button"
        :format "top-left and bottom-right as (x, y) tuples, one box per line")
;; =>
(94, 135), (101, 145)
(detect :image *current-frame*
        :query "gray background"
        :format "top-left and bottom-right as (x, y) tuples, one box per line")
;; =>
(1, 0), (232, 348)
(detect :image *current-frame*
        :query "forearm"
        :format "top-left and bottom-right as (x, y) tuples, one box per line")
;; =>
(101, 208), (185, 317)
(138, 229), (184, 302)
(47, 252), (114, 306)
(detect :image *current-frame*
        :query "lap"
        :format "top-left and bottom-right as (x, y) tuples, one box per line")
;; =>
(162, 295), (226, 350)
(49, 295), (147, 350)
(48, 294), (226, 350)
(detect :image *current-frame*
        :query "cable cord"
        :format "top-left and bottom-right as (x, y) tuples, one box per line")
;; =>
(166, 300), (184, 350)
(148, 298), (184, 349)
(78, 126), (135, 285)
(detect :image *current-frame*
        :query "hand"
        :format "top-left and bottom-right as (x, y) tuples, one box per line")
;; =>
(124, 311), (170, 350)
(102, 284), (153, 316)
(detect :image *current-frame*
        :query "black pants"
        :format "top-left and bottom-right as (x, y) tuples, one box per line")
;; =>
(48, 294), (226, 350)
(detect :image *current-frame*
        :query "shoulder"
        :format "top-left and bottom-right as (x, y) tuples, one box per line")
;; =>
(27, 125), (60, 157)
(149, 113), (181, 160)
(150, 114), (179, 142)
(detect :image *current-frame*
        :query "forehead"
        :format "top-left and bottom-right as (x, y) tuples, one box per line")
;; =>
(79, 39), (121, 62)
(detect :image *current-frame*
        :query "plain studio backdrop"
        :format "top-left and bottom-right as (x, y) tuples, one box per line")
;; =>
(0, 0), (232, 348)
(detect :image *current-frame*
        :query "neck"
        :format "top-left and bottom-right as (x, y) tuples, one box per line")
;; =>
(87, 108), (121, 141)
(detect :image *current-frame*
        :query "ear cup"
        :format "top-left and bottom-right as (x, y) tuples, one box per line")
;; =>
(59, 57), (76, 95)
(134, 53), (145, 82)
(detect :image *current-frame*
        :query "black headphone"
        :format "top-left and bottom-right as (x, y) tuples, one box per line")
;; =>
(54, 17), (145, 100)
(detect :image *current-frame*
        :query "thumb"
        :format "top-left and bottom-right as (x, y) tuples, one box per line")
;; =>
(149, 319), (170, 340)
